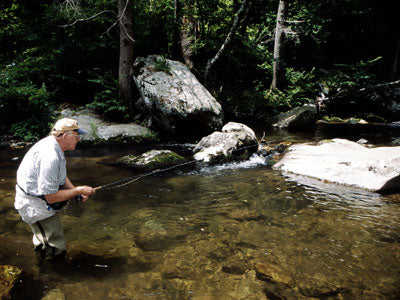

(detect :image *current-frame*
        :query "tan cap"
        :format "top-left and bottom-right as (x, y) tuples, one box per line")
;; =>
(52, 118), (88, 135)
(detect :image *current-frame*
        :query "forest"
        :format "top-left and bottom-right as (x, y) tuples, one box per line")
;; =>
(0, 0), (398, 142)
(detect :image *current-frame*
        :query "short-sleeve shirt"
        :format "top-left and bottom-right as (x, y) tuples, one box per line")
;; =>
(17, 135), (67, 196)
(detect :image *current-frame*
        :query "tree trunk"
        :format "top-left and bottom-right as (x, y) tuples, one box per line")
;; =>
(172, 0), (181, 59)
(204, 0), (251, 89)
(118, 0), (134, 115)
(271, 0), (287, 90)
(390, 35), (400, 81)
(180, 0), (197, 68)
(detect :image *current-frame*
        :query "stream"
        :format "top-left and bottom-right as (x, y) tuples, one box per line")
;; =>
(1, 127), (400, 299)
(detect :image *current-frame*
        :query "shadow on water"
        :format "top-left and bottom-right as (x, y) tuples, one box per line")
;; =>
(1, 127), (400, 299)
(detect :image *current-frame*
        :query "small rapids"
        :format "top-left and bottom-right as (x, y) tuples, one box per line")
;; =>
(187, 152), (269, 175)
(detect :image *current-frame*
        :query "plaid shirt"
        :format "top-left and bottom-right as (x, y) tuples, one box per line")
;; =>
(17, 135), (67, 196)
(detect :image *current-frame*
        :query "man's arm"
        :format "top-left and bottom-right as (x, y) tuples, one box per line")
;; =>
(45, 177), (95, 203)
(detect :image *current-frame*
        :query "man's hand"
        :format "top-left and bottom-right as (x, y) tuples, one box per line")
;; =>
(75, 185), (95, 202)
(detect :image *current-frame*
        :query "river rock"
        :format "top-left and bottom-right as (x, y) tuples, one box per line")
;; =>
(193, 122), (258, 162)
(132, 55), (223, 135)
(60, 108), (155, 143)
(118, 149), (186, 170)
(273, 138), (400, 191)
(391, 137), (400, 146)
(255, 262), (294, 286)
(42, 288), (66, 300)
(273, 103), (317, 129)
(0, 141), (10, 150)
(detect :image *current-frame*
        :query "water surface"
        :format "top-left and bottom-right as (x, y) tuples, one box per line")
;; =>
(1, 130), (399, 299)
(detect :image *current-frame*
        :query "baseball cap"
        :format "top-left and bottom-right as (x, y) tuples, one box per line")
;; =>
(52, 118), (88, 135)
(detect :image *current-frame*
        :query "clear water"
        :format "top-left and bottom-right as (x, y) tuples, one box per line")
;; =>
(1, 130), (400, 299)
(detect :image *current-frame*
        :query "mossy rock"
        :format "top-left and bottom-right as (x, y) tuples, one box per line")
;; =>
(118, 150), (186, 170)
(0, 265), (22, 299)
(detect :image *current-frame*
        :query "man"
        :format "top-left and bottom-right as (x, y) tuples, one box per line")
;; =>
(15, 118), (95, 261)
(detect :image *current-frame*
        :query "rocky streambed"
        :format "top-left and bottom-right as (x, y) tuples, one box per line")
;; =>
(1, 139), (400, 299)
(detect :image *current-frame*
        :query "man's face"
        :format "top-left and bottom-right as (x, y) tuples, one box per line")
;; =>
(64, 131), (80, 150)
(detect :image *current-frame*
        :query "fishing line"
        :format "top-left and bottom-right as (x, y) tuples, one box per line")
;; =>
(93, 143), (259, 191)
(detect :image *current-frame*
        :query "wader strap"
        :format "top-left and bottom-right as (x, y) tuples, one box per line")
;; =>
(36, 220), (55, 256)
(17, 183), (46, 201)
(16, 183), (68, 210)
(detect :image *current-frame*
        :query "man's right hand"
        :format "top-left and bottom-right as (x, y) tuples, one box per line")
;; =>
(75, 185), (95, 202)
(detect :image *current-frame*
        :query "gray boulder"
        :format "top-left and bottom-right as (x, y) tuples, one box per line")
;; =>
(60, 108), (155, 143)
(133, 55), (223, 134)
(273, 104), (317, 129)
(273, 138), (400, 191)
(193, 122), (258, 162)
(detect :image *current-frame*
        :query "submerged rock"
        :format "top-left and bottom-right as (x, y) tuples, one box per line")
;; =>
(118, 150), (186, 170)
(255, 263), (294, 286)
(133, 55), (223, 135)
(274, 138), (400, 191)
(193, 122), (258, 162)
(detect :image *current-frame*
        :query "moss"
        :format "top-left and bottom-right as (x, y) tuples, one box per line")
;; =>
(322, 116), (345, 122)
(319, 139), (333, 144)
(154, 56), (172, 75)
(90, 121), (100, 140)
(118, 150), (185, 170)
(0, 265), (22, 299)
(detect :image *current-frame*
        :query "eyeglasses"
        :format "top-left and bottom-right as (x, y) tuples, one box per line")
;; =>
(66, 132), (80, 140)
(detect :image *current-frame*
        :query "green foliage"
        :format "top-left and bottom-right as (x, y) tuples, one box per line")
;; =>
(87, 72), (129, 122)
(318, 57), (381, 96)
(259, 56), (316, 113)
(0, 0), (397, 142)
(358, 113), (386, 123)
(154, 56), (171, 75)
(0, 66), (53, 140)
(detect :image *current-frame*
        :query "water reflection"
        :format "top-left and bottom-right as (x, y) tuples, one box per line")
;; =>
(1, 139), (400, 299)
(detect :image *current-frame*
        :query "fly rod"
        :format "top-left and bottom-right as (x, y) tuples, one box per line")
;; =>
(93, 160), (197, 191)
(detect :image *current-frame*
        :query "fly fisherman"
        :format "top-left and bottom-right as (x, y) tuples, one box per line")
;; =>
(14, 118), (95, 261)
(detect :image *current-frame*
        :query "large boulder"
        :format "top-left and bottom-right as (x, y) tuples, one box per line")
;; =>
(273, 104), (317, 129)
(193, 122), (258, 162)
(60, 108), (155, 144)
(133, 55), (223, 135)
(273, 138), (400, 191)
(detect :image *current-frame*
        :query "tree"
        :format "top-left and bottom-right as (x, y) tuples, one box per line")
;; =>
(118, 0), (134, 115)
(180, 0), (198, 68)
(172, 0), (181, 59)
(271, 0), (287, 90)
(204, 0), (252, 88)
(390, 35), (400, 81)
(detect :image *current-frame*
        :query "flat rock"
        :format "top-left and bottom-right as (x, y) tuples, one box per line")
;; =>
(273, 138), (400, 191)
(60, 108), (154, 143)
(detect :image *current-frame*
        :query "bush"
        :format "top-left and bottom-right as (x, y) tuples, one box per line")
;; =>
(87, 72), (130, 122)
(264, 68), (317, 113)
(0, 64), (54, 141)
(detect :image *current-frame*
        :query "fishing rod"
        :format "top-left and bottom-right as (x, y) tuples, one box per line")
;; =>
(93, 160), (196, 191)
(92, 143), (260, 191)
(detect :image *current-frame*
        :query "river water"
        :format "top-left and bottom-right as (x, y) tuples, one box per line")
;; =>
(1, 128), (400, 299)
